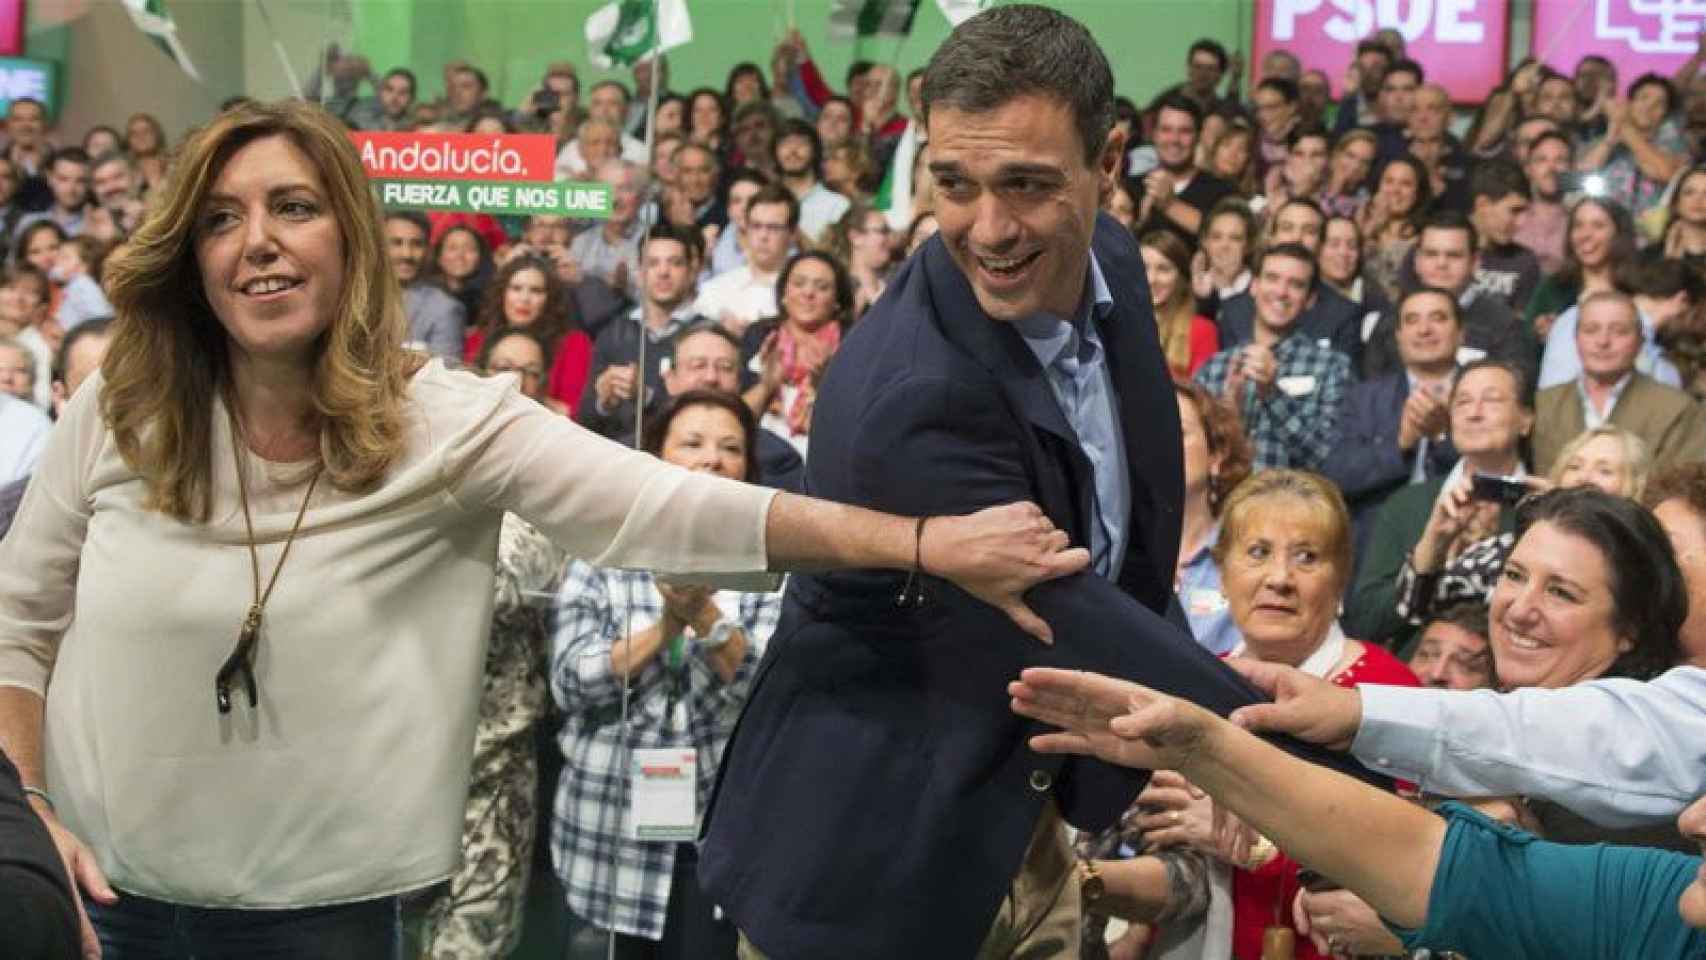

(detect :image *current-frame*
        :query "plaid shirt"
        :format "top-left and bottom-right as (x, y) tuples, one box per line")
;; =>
(549, 562), (782, 940)
(1194, 333), (1351, 471)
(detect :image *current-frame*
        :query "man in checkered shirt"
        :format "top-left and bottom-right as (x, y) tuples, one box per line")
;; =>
(1195, 242), (1352, 471)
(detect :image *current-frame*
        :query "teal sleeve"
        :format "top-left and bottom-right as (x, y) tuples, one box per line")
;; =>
(1388, 802), (1705, 960)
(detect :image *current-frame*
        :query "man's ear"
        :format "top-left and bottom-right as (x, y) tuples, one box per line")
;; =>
(1097, 127), (1127, 202)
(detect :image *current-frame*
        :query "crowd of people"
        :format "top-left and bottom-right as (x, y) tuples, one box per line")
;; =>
(6, 5), (1706, 959)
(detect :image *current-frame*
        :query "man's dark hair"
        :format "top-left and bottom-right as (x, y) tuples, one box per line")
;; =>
(642, 221), (705, 264)
(1256, 241), (1318, 286)
(1469, 158), (1530, 206)
(1629, 72), (1677, 114)
(383, 210), (432, 238)
(1257, 77), (1299, 103)
(1153, 91), (1204, 131)
(723, 167), (772, 206)
(669, 320), (742, 365)
(48, 146), (91, 172)
(53, 316), (112, 386)
(847, 59), (874, 90)
(1621, 257), (1706, 302)
(1385, 59), (1424, 86)
(1529, 129), (1574, 161)
(1275, 197), (1327, 242)
(1287, 123), (1329, 150)
(1419, 208), (1479, 254)
(1397, 284), (1463, 327)
(457, 65), (490, 93)
(1355, 39), (1393, 64)
(774, 118), (825, 179)
(747, 182), (801, 229)
(1188, 38), (1229, 73)
(591, 78), (632, 105)
(1451, 357), (1531, 408)
(7, 96), (42, 117)
(383, 67), (417, 98)
(1420, 602), (1491, 663)
(921, 4), (1115, 165)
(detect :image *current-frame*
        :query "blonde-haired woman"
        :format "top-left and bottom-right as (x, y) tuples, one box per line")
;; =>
(0, 100), (1081, 956)
(1138, 231), (1219, 379)
(1395, 424), (1653, 628)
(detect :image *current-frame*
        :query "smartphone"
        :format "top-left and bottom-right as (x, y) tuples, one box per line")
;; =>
(1471, 472), (1528, 507)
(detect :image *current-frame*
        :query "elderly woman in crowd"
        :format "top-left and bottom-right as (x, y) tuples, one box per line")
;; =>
(1140, 231), (1219, 379)
(740, 251), (853, 455)
(465, 254), (593, 416)
(1076, 471), (1417, 960)
(1395, 425), (1652, 628)
(0, 100), (1083, 957)
(552, 390), (779, 960)
(1526, 197), (1636, 342)
(1011, 492), (1701, 960)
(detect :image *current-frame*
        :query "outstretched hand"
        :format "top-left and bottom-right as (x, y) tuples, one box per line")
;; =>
(1225, 659), (1362, 752)
(922, 502), (1088, 644)
(1008, 668), (1218, 771)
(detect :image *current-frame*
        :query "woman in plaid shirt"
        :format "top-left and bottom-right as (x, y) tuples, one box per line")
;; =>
(551, 389), (782, 959)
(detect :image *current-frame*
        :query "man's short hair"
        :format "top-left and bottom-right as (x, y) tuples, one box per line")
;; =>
(1398, 284), (1463, 326)
(747, 182), (801, 229)
(1386, 59), (1424, 86)
(1629, 72), (1678, 114)
(775, 118), (824, 175)
(672, 140), (720, 170)
(1275, 197), (1327, 238)
(1287, 124), (1329, 150)
(1153, 91), (1204, 131)
(642, 221), (705, 264)
(724, 167), (771, 201)
(49, 146), (91, 172)
(384, 210), (432, 237)
(669, 320), (741, 363)
(53, 316), (112, 386)
(456, 65), (489, 92)
(1621, 257), (1706, 302)
(383, 67), (417, 96)
(89, 151), (133, 176)
(1256, 241), (1318, 285)
(1452, 357), (1531, 404)
(1188, 38), (1229, 72)
(1422, 601), (1490, 645)
(921, 4), (1115, 165)
(1529, 129), (1574, 160)
(591, 78), (631, 105)
(1257, 77), (1299, 103)
(1419, 208), (1479, 254)
(1469, 159), (1530, 206)
(1355, 39), (1393, 64)
(7, 96), (42, 118)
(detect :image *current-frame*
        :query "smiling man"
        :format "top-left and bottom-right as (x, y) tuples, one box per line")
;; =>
(383, 211), (464, 363)
(699, 7), (1369, 959)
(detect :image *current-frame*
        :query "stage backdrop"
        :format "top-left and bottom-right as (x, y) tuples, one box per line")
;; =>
(1532, 0), (1706, 85)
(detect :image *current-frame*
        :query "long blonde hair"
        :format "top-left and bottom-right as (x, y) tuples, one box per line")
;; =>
(1138, 230), (1196, 376)
(101, 100), (413, 522)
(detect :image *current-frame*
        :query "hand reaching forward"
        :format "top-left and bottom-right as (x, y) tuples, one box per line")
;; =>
(1008, 668), (1218, 770)
(1224, 658), (1362, 751)
(922, 503), (1089, 645)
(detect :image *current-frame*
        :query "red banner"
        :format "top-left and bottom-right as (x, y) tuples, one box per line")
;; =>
(348, 132), (556, 183)
(1252, 0), (1511, 103)
(0, 1), (21, 57)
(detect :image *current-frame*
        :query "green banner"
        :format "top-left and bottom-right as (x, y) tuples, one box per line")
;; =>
(374, 178), (613, 218)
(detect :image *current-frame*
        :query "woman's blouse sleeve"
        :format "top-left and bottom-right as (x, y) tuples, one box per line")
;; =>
(1389, 802), (1706, 960)
(444, 375), (777, 579)
(0, 373), (108, 695)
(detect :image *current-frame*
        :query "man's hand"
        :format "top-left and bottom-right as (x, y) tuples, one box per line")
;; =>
(921, 503), (1088, 644)
(1239, 344), (1277, 396)
(595, 364), (638, 412)
(1397, 387), (1448, 451)
(1225, 659), (1362, 752)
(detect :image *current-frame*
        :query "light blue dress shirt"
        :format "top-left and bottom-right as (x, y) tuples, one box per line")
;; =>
(1015, 255), (1129, 580)
(1537, 304), (1682, 391)
(1353, 666), (1706, 827)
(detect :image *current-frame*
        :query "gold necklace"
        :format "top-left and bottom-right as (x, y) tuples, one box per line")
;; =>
(216, 413), (322, 714)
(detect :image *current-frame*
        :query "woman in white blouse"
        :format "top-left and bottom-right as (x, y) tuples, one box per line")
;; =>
(0, 101), (1083, 958)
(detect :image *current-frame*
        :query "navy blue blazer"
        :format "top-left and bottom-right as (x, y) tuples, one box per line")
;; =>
(1322, 372), (1459, 566)
(699, 214), (1379, 959)
(1216, 283), (1365, 374)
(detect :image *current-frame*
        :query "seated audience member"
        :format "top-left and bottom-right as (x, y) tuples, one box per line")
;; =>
(1358, 154), (1432, 302)
(1348, 359), (1532, 647)
(1195, 243), (1351, 471)
(1646, 463), (1706, 665)
(1526, 197), (1635, 343)
(1317, 215), (1389, 322)
(709, 170), (772, 279)
(773, 119), (850, 244)
(16, 147), (91, 239)
(1319, 129), (1377, 218)
(1578, 73), (1688, 223)
(830, 202), (894, 318)
(1322, 287), (1462, 548)
(741, 251), (852, 456)
(383, 211), (465, 363)
(1073, 471), (1418, 960)
(1396, 424), (1651, 631)
(1369, 58), (1424, 161)
(1172, 381), (1253, 656)
(1135, 93), (1237, 250)
(1205, 118), (1259, 197)
(0, 747), (79, 960)
(89, 151), (145, 236)
(665, 142), (728, 233)
(1514, 130), (1572, 275)
(479, 325), (566, 415)
(1406, 602), (1495, 689)
(465, 255), (594, 415)
(1140, 230), (1218, 378)
(551, 390), (782, 960)
(567, 160), (647, 298)
(1261, 124), (1329, 209)
(1333, 41), (1392, 135)
(580, 224), (707, 442)
(1405, 83), (1472, 211)
(695, 183), (795, 337)
(1540, 257), (1698, 390)
(1215, 206), (1364, 366)
(1362, 210), (1538, 386)
(1466, 160), (1541, 312)
(0, 380), (46, 483)
(1660, 164), (1706, 268)
(1190, 198), (1254, 318)
(1532, 292), (1706, 474)
(431, 223), (495, 321)
(662, 322), (802, 491)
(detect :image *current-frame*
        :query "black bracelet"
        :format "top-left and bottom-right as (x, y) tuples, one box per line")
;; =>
(896, 516), (929, 609)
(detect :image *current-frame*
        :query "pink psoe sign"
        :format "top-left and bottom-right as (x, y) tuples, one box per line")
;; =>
(348, 132), (557, 183)
(1534, 1), (1706, 89)
(1252, 0), (1511, 103)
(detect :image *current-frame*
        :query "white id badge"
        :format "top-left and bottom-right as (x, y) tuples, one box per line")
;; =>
(629, 748), (698, 841)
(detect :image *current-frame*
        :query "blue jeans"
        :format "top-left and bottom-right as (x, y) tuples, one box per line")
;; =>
(86, 889), (401, 960)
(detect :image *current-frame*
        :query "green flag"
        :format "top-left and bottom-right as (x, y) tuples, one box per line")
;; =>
(120, 0), (202, 82)
(829, 0), (923, 54)
(586, 0), (693, 70)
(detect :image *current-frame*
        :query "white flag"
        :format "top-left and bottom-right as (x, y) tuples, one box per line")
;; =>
(586, 0), (693, 70)
(935, 0), (992, 27)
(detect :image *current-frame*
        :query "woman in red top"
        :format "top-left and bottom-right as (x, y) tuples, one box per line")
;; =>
(463, 255), (591, 416)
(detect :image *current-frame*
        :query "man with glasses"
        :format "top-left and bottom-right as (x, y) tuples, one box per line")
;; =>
(579, 223), (707, 442)
(383, 211), (465, 364)
(693, 183), (796, 337)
